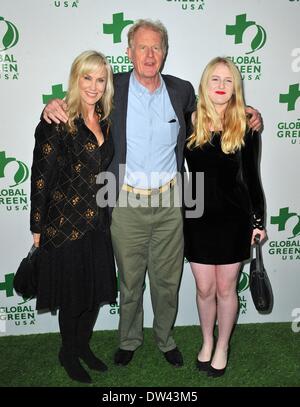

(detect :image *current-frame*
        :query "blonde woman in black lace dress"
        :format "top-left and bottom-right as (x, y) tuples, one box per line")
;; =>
(30, 51), (117, 383)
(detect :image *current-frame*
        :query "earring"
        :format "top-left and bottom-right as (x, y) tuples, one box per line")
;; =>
(95, 102), (102, 118)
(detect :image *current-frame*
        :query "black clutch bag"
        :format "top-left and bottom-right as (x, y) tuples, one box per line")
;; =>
(249, 235), (273, 313)
(13, 245), (39, 299)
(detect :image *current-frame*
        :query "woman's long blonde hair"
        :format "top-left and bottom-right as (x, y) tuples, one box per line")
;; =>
(65, 50), (114, 134)
(187, 57), (247, 154)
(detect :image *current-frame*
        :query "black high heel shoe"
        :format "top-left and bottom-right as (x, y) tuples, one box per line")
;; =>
(78, 345), (108, 372)
(196, 342), (214, 372)
(207, 364), (226, 377)
(207, 347), (230, 378)
(58, 348), (92, 383)
(196, 359), (211, 372)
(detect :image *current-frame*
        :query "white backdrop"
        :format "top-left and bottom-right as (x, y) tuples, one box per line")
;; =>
(1, 0), (300, 336)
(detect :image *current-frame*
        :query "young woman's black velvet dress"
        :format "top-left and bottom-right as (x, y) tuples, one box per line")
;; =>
(184, 130), (265, 265)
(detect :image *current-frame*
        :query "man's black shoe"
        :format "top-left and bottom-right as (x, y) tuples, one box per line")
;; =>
(114, 348), (134, 366)
(163, 347), (183, 367)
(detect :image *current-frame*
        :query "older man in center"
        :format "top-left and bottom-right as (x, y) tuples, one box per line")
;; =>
(109, 20), (195, 367)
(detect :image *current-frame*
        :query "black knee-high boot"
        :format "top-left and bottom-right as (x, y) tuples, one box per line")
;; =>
(77, 306), (108, 372)
(58, 309), (92, 383)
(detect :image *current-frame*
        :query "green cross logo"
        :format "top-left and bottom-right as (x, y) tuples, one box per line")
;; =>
(0, 16), (19, 51)
(0, 273), (14, 297)
(103, 12), (134, 44)
(226, 13), (267, 54)
(271, 207), (300, 239)
(279, 84), (300, 111)
(42, 84), (66, 104)
(0, 151), (29, 187)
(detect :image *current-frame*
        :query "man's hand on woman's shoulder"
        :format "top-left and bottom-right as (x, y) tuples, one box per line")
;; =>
(43, 99), (68, 124)
(246, 106), (263, 133)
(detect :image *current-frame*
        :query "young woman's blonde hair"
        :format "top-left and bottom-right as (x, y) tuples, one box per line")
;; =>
(187, 57), (247, 154)
(65, 50), (114, 134)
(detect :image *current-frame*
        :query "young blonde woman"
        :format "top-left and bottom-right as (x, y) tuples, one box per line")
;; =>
(184, 57), (266, 377)
(30, 51), (117, 383)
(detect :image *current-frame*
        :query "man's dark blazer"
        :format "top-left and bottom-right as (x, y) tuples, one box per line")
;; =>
(108, 71), (196, 200)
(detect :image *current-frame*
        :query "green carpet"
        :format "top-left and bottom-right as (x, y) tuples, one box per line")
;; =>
(0, 323), (299, 387)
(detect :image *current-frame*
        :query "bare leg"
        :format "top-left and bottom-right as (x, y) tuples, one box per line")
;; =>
(211, 262), (241, 369)
(190, 262), (217, 362)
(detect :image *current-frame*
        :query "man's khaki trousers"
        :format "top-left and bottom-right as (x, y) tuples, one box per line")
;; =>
(110, 186), (184, 352)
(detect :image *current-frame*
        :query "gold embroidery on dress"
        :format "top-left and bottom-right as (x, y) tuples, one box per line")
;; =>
(36, 179), (45, 189)
(71, 195), (80, 206)
(42, 143), (52, 156)
(85, 142), (96, 151)
(70, 229), (80, 240)
(74, 163), (82, 173)
(46, 226), (57, 237)
(85, 208), (95, 219)
(53, 190), (63, 201)
(33, 211), (41, 223)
